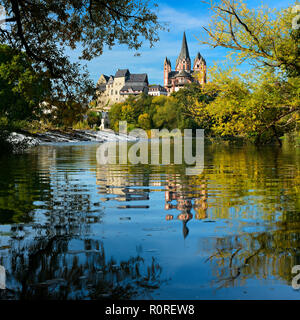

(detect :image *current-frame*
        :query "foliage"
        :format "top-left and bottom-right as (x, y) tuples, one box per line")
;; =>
(189, 66), (300, 144)
(193, 0), (300, 144)
(152, 96), (178, 130)
(171, 83), (213, 130)
(0, 44), (50, 121)
(50, 101), (88, 128)
(73, 120), (90, 130)
(87, 111), (102, 128)
(138, 113), (151, 130)
(108, 91), (199, 132)
(202, 0), (300, 76)
(0, 0), (164, 104)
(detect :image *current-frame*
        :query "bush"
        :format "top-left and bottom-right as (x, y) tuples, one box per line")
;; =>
(73, 120), (90, 130)
(87, 111), (102, 128)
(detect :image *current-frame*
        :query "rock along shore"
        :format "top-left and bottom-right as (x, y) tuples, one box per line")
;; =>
(7, 129), (137, 153)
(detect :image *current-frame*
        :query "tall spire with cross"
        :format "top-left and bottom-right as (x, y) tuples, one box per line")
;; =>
(176, 32), (191, 71)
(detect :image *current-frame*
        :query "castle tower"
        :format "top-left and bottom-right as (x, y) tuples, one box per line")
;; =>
(193, 52), (207, 84)
(164, 57), (171, 87)
(175, 32), (191, 72)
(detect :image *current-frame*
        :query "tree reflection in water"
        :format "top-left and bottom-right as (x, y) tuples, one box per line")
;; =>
(0, 147), (164, 300)
(1, 219), (163, 300)
(204, 226), (300, 290)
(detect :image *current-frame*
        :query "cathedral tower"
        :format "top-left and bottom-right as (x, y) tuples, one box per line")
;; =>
(164, 57), (171, 87)
(193, 52), (207, 84)
(163, 32), (207, 93)
(175, 32), (191, 72)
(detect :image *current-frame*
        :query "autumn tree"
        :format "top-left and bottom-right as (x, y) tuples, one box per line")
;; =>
(196, 0), (300, 143)
(203, 0), (300, 75)
(138, 113), (151, 130)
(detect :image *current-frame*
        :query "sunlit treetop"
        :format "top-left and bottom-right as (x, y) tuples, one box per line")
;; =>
(202, 0), (300, 77)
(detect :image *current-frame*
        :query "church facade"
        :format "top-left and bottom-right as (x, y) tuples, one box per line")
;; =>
(164, 32), (207, 93)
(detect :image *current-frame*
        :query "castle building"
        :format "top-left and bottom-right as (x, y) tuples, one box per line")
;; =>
(96, 69), (149, 111)
(164, 32), (207, 93)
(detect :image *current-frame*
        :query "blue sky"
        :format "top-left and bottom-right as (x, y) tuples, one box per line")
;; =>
(71, 0), (296, 86)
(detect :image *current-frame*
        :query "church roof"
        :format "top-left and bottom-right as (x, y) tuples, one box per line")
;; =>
(194, 52), (206, 65)
(175, 70), (192, 78)
(168, 71), (179, 79)
(168, 70), (193, 79)
(176, 32), (190, 66)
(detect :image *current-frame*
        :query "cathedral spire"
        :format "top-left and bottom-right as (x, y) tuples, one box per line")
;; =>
(176, 32), (191, 71)
(178, 32), (190, 61)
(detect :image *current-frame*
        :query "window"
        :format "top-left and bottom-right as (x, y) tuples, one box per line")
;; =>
(115, 91), (118, 95)
(111, 90), (113, 95)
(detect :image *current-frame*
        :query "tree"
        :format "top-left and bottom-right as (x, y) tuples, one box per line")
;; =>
(203, 0), (300, 75)
(200, 1), (300, 143)
(121, 104), (136, 124)
(0, 0), (164, 103)
(109, 102), (123, 132)
(171, 83), (212, 130)
(152, 96), (178, 130)
(0, 44), (50, 121)
(87, 111), (102, 128)
(52, 101), (88, 128)
(138, 113), (151, 130)
(189, 65), (300, 144)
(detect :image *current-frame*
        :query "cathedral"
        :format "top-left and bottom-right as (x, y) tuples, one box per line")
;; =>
(164, 32), (207, 93)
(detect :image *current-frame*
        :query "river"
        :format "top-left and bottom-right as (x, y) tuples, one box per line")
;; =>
(0, 141), (299, 299)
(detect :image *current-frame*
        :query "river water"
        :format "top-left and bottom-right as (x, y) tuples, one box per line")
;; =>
(0, 141), (299, 300)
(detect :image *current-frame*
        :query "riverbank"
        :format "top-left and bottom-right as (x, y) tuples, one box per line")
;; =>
(1, 128), (138, 154)
(2, 127), (299, 155)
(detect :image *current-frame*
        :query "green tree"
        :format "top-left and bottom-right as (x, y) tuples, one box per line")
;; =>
(172, 83), (212, 130)
(108, 102), (123, 132)
(190, 65), (300, 144)
(121, 104), (136, 124)
(0, 44), (50, 121)
(87, 111), (102, 128)
(52, 101), (88, 128)
(152, 96), (178, 130)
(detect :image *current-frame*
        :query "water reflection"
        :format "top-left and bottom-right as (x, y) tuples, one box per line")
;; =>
(0, 142), (299, 299)
(164, 175), (208, 238)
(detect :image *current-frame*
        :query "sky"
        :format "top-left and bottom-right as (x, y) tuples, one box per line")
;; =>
(70, 0), (296, 86)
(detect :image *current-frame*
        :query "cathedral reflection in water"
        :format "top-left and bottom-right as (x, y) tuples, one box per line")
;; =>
(96, 164), (208, 238)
